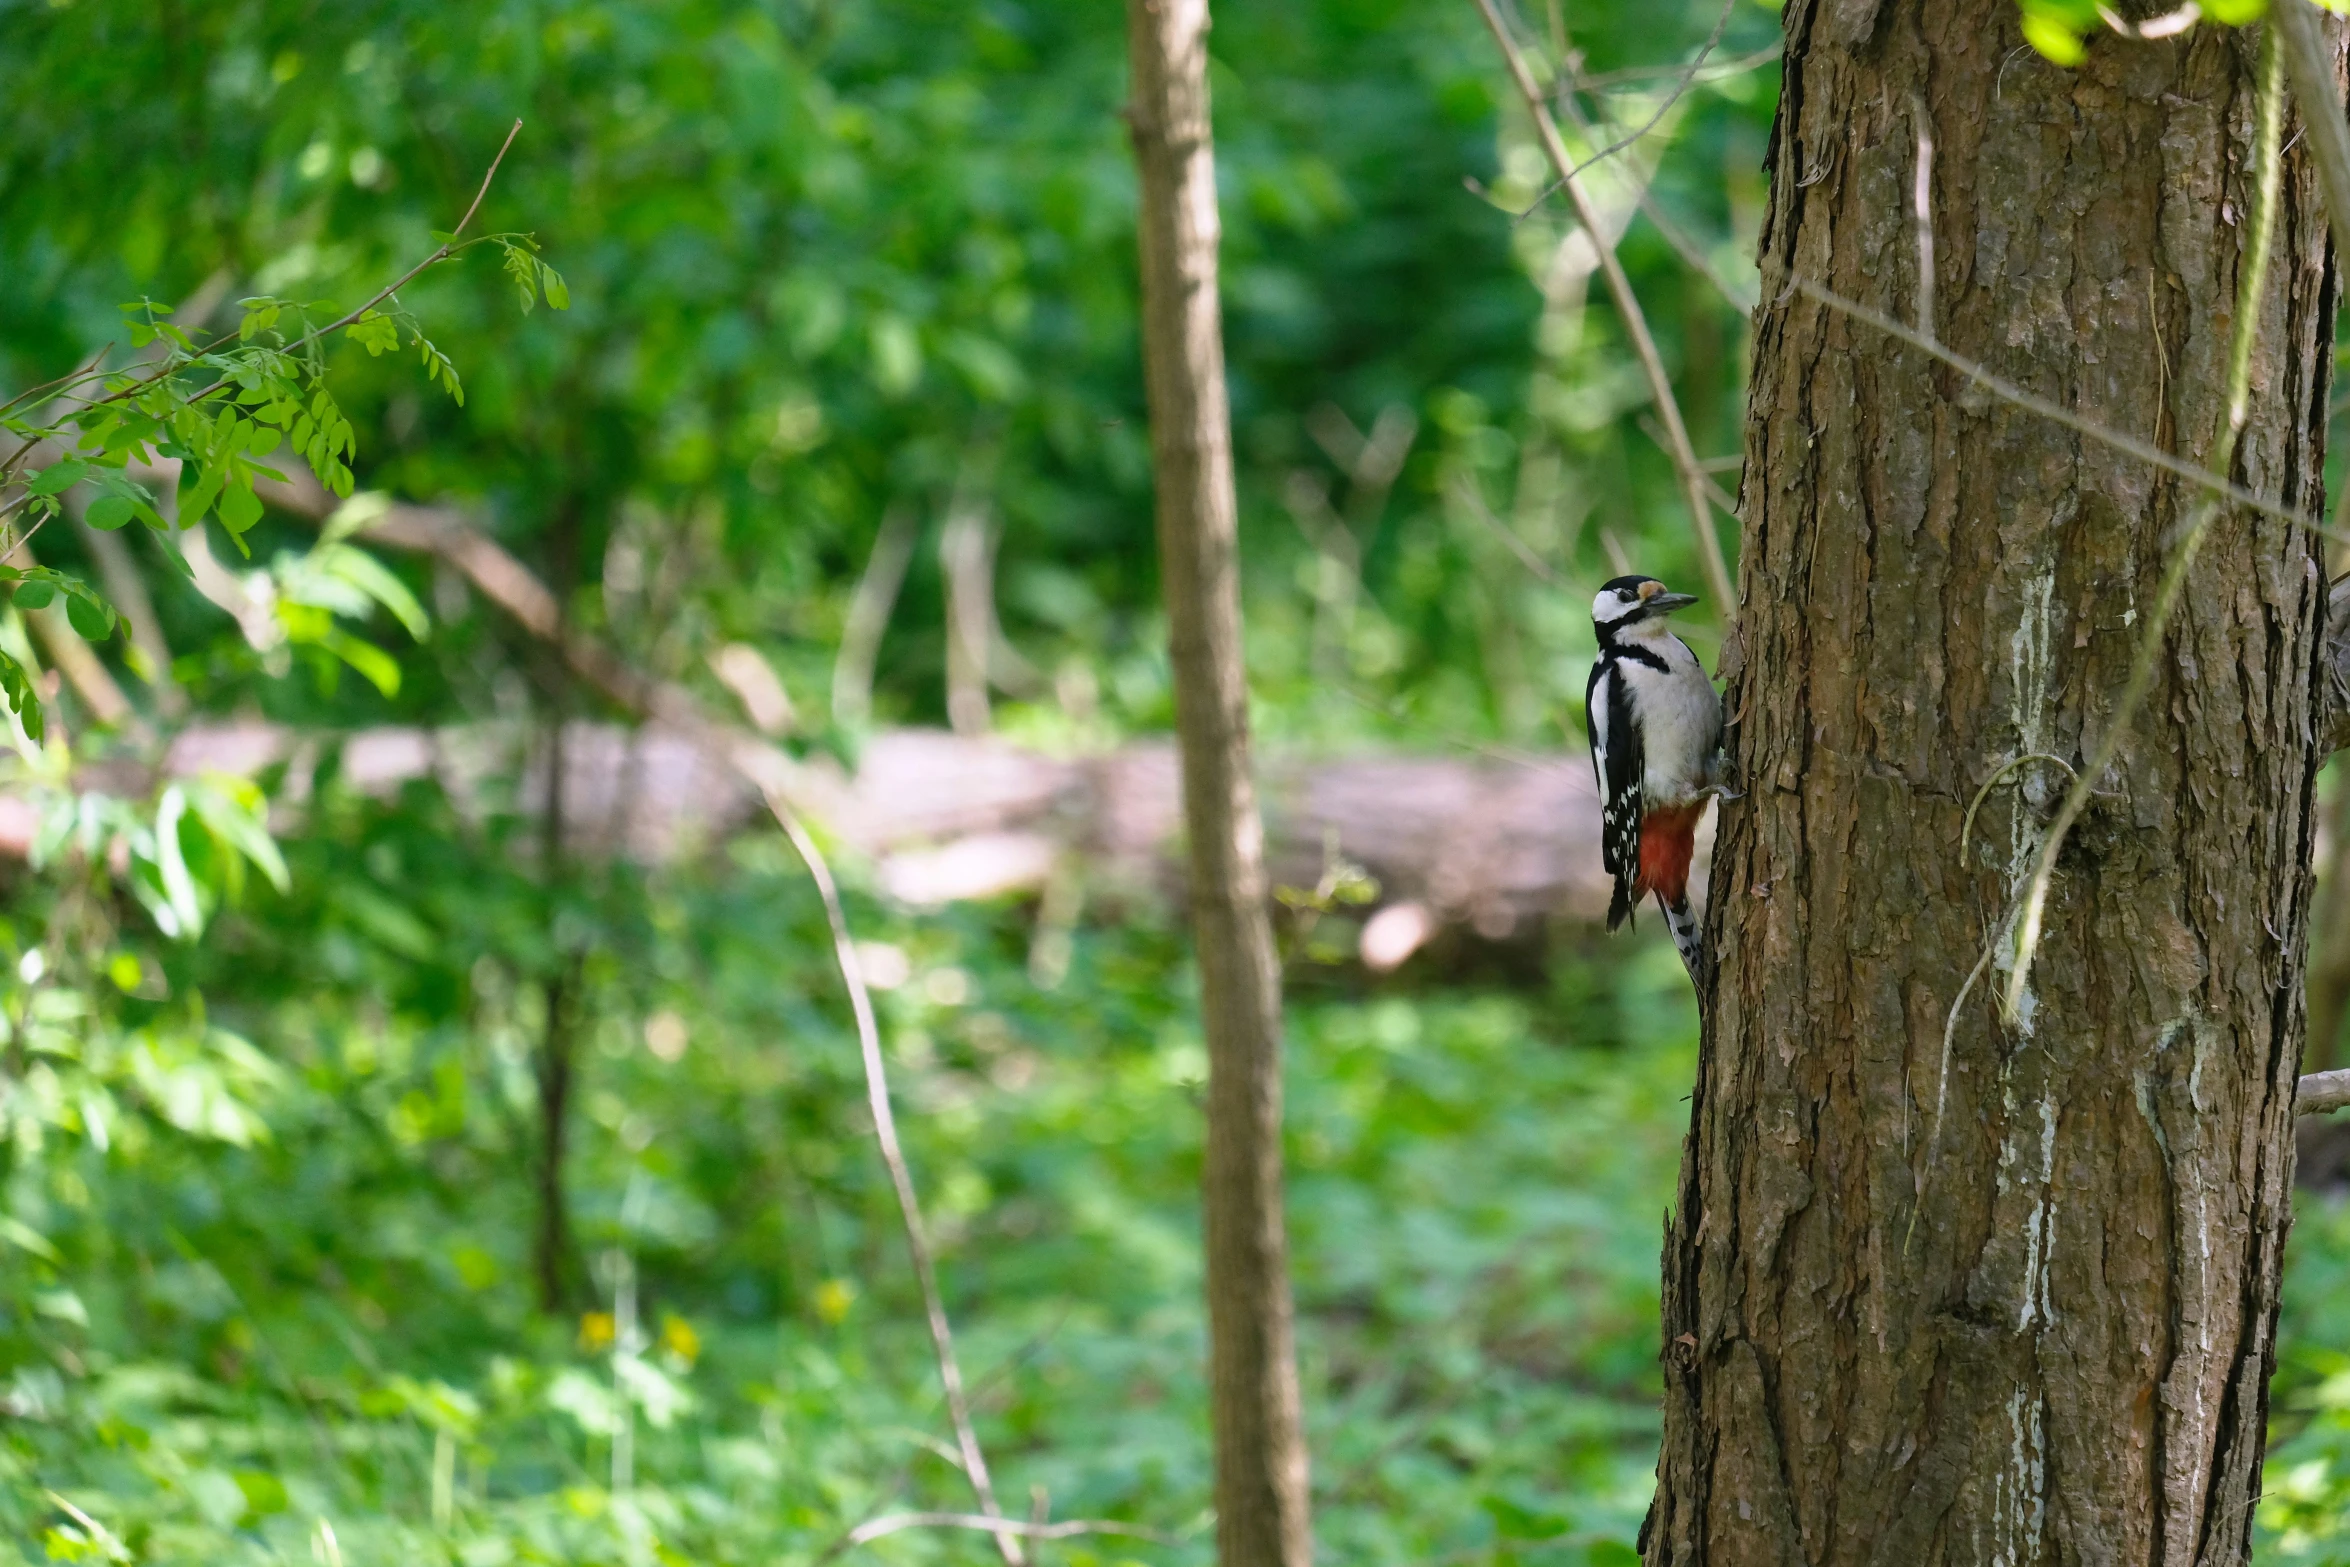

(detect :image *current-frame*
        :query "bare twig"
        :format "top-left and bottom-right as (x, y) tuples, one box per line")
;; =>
(1474, 0), (1736, 612)
(2274, 0), (2350, 264)
(1957, 753), (2080, 867)
(2300, 1067), (2350, 1114)
(1578, 42), (1779, 89)
(828, 1511), (1170, 1558)
(941, 511), (993, 736)
(1450, 473), (1564, 586)
(2001, 27), (2286, 1021)
(1635, 414), (1739, 519)
(299, 119), (525, 347)
(831, 506), (916, 730)
(762, 793), (1024, 1565)
(1335, 685), (1556, 772)
(1776, 272), (2336, 546)
(1546, 69), (1758, 313)
(248, 461), (1019, 1556)
(0, 343), (113, 425)
(1520, 0), (1738, 214)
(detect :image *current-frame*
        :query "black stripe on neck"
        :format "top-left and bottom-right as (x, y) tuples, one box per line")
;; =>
(1602, 642), (1671, 674)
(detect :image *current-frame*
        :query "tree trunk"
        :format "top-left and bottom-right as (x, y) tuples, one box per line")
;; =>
(534, 951), (582, 1315)
(1651, 7), (2334, 1564)
(1125, 4), (1313, 1565)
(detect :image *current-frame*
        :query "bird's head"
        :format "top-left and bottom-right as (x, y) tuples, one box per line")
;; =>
(1592, 575), (1698, 641)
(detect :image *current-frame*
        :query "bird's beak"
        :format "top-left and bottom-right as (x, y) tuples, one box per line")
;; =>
(1648, 592), (1699, 614)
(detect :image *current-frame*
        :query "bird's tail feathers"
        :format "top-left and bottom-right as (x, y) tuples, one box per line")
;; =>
(1608, 878), (1637, 933)
(1659, 892), (1702, 986)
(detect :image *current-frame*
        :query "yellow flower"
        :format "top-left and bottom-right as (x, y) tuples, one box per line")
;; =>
(813, 1278), (856, 1325)
(578, 1311), (616, 1353)
(660, 1313), (701, 1366)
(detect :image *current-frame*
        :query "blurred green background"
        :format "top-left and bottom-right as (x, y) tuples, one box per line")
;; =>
(5, 0), (2350, 1562)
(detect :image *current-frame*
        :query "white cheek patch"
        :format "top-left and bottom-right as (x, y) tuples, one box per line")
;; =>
(1592, 592), (1637, 623)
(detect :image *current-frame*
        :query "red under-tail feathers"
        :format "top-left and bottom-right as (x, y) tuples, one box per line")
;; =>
(1636, 800), (1705, 909)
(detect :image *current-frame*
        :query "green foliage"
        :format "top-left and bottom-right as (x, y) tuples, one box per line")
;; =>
(2014, 0), (2350, 66)
(0, 222), (561, 743)
(2261, 1195), (2350, 1562)
(9, 0), (2348, 1563)
(0, 768), (1700, 1562)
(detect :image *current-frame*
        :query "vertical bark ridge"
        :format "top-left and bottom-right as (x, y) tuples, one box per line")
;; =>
(1650, 4), (2336, 1563)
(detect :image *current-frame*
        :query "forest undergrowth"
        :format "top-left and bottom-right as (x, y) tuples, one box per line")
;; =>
(3, 782), (1695, 1566)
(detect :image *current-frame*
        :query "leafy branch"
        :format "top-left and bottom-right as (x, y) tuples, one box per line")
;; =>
(0, 120), (562, 743)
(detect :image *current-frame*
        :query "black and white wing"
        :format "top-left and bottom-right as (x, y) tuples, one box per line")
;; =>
(1586, 655), (1643, 930)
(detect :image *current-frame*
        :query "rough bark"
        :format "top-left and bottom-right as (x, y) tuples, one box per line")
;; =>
(1650, 6), (2335, 1565)
(1125, 2), (1312, 1563)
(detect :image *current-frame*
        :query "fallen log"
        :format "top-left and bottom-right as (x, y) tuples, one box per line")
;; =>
(7, 721), (1632, 968)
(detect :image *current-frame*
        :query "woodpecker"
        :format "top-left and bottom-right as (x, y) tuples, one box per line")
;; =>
(1587, 574), (1726, 983)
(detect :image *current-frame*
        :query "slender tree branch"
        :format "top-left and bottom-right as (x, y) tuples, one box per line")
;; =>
(761, 792), (1024, 1564)
(824, 1511), (1170, 1560)
(1544, 64), (1757, 313)
(1518, 0), (1738, 216)
(244, 460), (1017, 1552)
(1578, 42), (1779, 90)
(2301, 1066), (2350, 1113)
(1476, 0), (1735, 611)
(832, 504), (917, 729)
(0, 344), (114, 423)
(1775, 270), (2337, 545)
(1450, 473), (1565, 585)
(298, 119), (525, 348)
(2275, 0), (2350, 266)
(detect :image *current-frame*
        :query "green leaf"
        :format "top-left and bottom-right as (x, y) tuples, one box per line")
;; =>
(218, 483), (263, 535)
(232, 1470), (289, 1523)
(2015, 0), (2098, 60)
(0, 649), (44, 744)
(26, 460), (87, 497)
(541, 261), (570, 310)
(14, 582), (55, 611)
(346, 311), (400, 356)
(502, 243), (540, 313)
(0, 1214), (59, 1262)
(152, 786), (204, 938)
(324, 547), (431, 640)
(65, 592), (112, 641)
(185, 776), (290, 895)
(319, 629), (402, 697)
(85, 494), (135, 531)
(180, 467), (224, 527)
